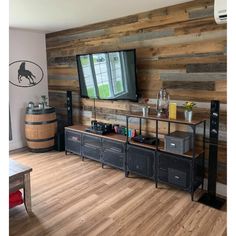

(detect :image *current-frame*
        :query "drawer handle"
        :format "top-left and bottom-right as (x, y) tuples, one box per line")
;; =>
(174, 175), (180, 179)
(72, 136), (79, 140)
(84, 144), (98, 149)
(170, 143), (176, 147)
(110, 147), (121, 153)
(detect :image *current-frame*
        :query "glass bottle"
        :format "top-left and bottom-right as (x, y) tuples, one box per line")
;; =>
(156, 88), (170, 118)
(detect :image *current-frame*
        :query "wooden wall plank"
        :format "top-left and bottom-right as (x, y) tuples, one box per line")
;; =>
(215, 80), (227, 92)
(188, 6), (214, 19)
(48, 75), (77, 81)
(160, 72), (227, 81)
(48, 66), (77, 76)
(136, 40), (226, 59)
(163, 81), (215, 91)
(47, 56), (76, 66)
(137, 40), (226, 59)
(186, 63), (227, 73)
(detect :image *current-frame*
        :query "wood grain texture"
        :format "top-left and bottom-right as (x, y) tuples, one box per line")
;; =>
(46, 0), (227, 184)
(9, 150), (226, 236)
(186, 63), (227, 73)
(160, 72), (227, 82)
(163, 81), (215, 91)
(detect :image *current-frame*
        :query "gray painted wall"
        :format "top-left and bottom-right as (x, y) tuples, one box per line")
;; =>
(9, 29), (48, 150)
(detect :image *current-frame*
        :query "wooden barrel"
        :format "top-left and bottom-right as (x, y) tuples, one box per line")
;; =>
(25, 107), (57, 152)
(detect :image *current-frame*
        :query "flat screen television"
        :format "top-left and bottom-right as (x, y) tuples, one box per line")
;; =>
(76, 49), (138, 101)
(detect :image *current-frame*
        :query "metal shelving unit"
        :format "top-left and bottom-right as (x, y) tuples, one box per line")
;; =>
(125, 113), (206, 200)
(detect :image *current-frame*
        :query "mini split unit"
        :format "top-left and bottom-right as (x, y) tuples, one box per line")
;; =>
(214, 0), (227, 24)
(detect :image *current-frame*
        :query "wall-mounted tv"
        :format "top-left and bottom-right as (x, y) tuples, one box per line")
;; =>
(76, 49), (138, 101)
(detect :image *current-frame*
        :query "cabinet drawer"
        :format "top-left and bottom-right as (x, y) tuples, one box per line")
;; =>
(102, 151), (125, 170)
(168, 168), (187, 188)
(82, 134), (101, 148)
(157, 152), (191, 190)
(65, 130), (81, 143)
(65, 130), (81, 154)
(82, 146), (101, 161)
(102, 139), (125, 153)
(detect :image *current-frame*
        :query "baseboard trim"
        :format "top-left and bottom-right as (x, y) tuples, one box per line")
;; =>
(9, 140), (26, 151)
(9, 146), (28, 154)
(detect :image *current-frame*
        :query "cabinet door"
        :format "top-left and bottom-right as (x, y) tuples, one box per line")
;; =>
(82, 134), (101, 161)
(127, 145), (155, 178)
(157, 152), (191, 190)
(102, 151), (125, 170)
(101, 139), (125, 170)
(65, 130), (81, 155)
(82, 134), (101, 148)
(103, 139), (125, 153)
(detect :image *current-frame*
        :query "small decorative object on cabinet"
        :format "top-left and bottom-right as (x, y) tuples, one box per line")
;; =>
(142, 106), (150, 116)
(169, 103), (177, 119)
(41, 95), (48, 108)
(183, 101), (196, 122)
(156, 88), (170, 118)
(140, 98), (150, 116)
(164, 131), (192, 154)
(27, 101), (34, 109)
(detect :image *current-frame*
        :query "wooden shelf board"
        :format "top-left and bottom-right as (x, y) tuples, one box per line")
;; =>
(126, 113), (205, 126)
(128, 139), (157, 150)
(65, 125), (127, 143)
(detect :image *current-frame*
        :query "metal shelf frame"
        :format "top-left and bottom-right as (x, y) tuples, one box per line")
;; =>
(125, 114), (206, 201)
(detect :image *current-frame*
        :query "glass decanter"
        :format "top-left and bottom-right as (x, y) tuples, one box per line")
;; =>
(156, 88), (170, 118)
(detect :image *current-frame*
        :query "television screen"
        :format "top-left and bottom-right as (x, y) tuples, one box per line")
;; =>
(76, 49), (138, 101)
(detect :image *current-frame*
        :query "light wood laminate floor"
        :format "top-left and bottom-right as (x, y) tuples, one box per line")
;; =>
(9, 150), (227, 236)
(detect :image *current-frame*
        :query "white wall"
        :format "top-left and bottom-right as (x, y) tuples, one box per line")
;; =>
(9, 29), (48, 150)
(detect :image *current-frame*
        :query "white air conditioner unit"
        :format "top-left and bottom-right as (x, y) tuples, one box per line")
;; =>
(214, 0), (227, 24)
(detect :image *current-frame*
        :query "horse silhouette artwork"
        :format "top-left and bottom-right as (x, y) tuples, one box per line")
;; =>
(18, 62), (36, 85)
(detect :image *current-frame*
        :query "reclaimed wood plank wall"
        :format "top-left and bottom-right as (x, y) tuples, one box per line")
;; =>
(46, 0), (227, 184)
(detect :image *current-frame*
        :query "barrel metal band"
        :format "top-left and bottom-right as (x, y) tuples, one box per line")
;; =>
(26, 107), (55, 114)
(28, 146), (55, 153)
(25, 119), (57, 125)
(26, 137), (55, 142)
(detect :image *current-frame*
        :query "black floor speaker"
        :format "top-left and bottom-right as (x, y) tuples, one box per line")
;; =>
(67, 91), (73, 126)
(54, 91), (73, 151)
(55, 131), (65, 151)
(198, 100), (225, 209)
(54, 119), (67, 151)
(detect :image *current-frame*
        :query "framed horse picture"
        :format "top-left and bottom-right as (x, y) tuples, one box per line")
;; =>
(9, 60), (44, 88)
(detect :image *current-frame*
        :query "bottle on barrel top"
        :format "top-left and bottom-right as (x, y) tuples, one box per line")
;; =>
(156, 88), (170, 118)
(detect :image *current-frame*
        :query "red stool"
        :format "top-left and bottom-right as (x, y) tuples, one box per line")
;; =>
(9, 190), (23, 208)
